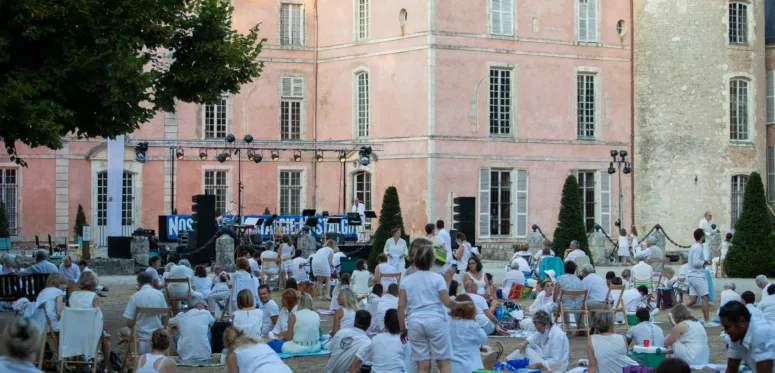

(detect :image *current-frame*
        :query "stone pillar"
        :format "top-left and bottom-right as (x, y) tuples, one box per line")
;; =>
(216, 235), (235, 272)
(131, 236), (149, 266)
(587, 232), (611, 266)
(527, 232), (544, 257)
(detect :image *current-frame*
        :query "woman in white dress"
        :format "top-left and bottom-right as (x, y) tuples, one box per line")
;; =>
(269, 289), (298, 340)
(0, 317), (46, 373)
(665, 305), (709, 365)
(224, 327), (291, 373)
(383, 228), (408, 271)
(374, 253), (399, 289)
(617, 228), (631, 264)
(462, 257), (487, 296)
(34, 272), (65, 333)
(448, 301), (488, 373)
(586, 312), (637, 373)
(192, 265), (212, 300)
(281, 292), (322, 354)
(134, 329), (177, 373)
(230, 258), (258, 314)
(351, 259), (372, 295)
(331, 288), (359, 336)
(232, 289), (264, 340)
(279, 235), (295, 289)
(311, 241), (335, 300)
(68, 271), (111, 359)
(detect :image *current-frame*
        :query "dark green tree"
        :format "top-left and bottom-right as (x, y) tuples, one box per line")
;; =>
(0, 201), (9, 238)
(369, 187), (410, 271)
(1, 0), (265, 165)
(726, 172), (775, 277)
(553, 175), (591, 258)
(73, 204), (87, 238)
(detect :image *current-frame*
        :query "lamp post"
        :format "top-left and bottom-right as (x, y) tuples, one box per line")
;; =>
(607, 149), (631, 230)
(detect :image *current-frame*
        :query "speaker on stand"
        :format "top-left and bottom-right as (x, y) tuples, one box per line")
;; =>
(182, 194), (217, 265)
(453, 197), (476, 248)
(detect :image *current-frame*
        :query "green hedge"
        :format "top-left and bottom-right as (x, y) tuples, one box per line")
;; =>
(553, 175), (590, 259)
(725, 172), (775, 277)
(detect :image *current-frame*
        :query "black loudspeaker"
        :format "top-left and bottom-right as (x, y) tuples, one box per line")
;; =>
(325, 232), (346, 246)
(452, 197), (476, 247)
(186, 194), (216, 256)
(158, 215), (170, 242)
(107, 236), (133, 259)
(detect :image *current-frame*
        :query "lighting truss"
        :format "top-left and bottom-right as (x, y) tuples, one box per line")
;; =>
(123, 138), (383, 154)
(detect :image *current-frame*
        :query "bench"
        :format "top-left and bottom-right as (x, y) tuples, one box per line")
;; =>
(0, 273), (51, 302)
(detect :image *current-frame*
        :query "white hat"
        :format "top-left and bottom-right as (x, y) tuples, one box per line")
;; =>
(545, 270), (556, 280)
(510, 259), (521, 269)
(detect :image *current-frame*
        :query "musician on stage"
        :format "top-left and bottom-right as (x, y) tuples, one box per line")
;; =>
(351, 197), (366, 240)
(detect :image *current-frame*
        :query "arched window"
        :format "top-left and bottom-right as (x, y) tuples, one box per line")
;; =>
(731, 174), (748, 228)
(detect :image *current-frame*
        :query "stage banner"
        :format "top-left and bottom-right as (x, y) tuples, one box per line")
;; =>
(106, 135), (125, 237)
(164, 214), (360, 241)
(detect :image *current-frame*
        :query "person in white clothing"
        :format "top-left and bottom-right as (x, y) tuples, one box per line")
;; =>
(369, 284), (398, 333)
(685, 229), (714, 326)
(327, 310), (372, 373)
(260, 247), (280, 285)
(278, 235), (296, 288)
(352, 309), (409, 373)
(248, 250), (262, 278)
(352, 197), (366, 239)
(564, 240), (586, 263)
(192, 265), (212, 300)
(58, 256), (80, 283)
(207, 272), (231, 318)
(622, 286), (644, 312)
(230, 258), (258, 313)
(363, 284), (382, 322)
(281, 292), (321, 355)
(119, 272), (169, 355)
(134, 329), (177, 373)
(351, 259), (372, 295)
(312, 241), (336, 300)
(232, 289), (264, 339)
(499, 260), (526, 299)
(720, 301), (775, 373)
(168, 296), (215, 361)
(453, 232), (472, 274)
(69, 271), (111, 357)
(258, 285), (280, 336)
(436, 220), (453, 270)
(580, 264), (609, 310)
(167, 259), (201, 303)
(291, 253), (309, 283)
(269, 289), (299, 340)
(631, 259), (653, 288)
(712, 233), (732, 277)
(512, 310), (570, 373)
(626, 308), (665, 347)
(617, 228), (631, 264)
(144, 256), (163, 290)
(18, 250), (59, 276)
(510, 245), (531, 277)
(374, 254), (399, 289)
(384, 228), (408, 271)
(719, 282), (741, 315)
(740, 291), (764, 317)
(756, 275), (773, 301)
(665, 305), (709, 365)
(757, 285), (775, 322)
(331, 288), (359, 336)
(35, 273), (66, 332)
(0, 317), (47, 373)
(699, 212), (715, 260)
(587, 312), (638, 373)
(446, 301), (488, 373)
(224, 326), (292, 373)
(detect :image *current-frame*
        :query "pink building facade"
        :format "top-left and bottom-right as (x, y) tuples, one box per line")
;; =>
(2, 0), (633, 256)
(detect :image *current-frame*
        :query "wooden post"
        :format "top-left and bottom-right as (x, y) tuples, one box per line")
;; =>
(82, 225), (91, 261)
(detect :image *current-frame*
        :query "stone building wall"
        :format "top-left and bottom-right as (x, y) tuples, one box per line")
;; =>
(633, 0), (767, 247)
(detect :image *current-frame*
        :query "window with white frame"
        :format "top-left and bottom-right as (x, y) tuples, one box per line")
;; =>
(280, 170), (303, 215)
(281, 3), (304, 46)
(353, 172), (372, 211)
(578, 171), (596, 233)
(489, 68), (512, 136)
(204, 96), (228, 139)
(355, 72), (370, 138)
(577, 0), (598, 42)
(97, 171), (134, 227)
(577, 73), (596, 139)
(768, 147), (775, 202)
(489, 0), (514, 36)
(730, 78), (749, 141)
(204, 170), (228, 215)
(729, 2), (748, 45)
(0, 169), (18, 235)
(280, 76), (303, 140)
(357, 0), (369, 40)
(489, 170), (511, 236)
(478, 168), (528, 238)
(767, 70), (774, 124)
(731, 174), (748, 228)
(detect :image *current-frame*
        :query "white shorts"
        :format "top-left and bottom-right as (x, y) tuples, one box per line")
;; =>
(281, 260), (293, 272)
(687, 275), (709, 297)
(407, 316), (452, 361)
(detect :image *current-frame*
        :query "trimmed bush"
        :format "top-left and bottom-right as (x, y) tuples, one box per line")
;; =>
(726, 172), (775, 277)
(369, 186), (410, 271)
(74, 204), (87, 238)
(553, 175), (591, 259)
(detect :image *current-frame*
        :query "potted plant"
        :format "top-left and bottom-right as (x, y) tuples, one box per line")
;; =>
(73, 204), (86, 244)
(0, 201), (10, 250)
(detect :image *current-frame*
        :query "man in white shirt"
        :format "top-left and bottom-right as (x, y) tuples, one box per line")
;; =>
(453, 232), (471, 271)
(635, 236), (664, 273)
(757, 285), (775, 322)
(145, 256), (163, 290)
(436, 220), (453, 270)
(291, 253), (309, 282)
(631, 259), (653, 287)
(168, 259), (201, 303)
(328, 310), (372, 373)
(369, 283), (398, 333)
(18, 250), (58, 276)
(58, 255), (80, 283)
(534, 239), (555, 260)
(626, 308), (665, 347)
(686, 228), (715, 326)
(721, 301), (775, 373)
(580, 264), (608, 310)
(514, 310), (570, 372)
(209, 264), (224, 287)
(756, 275), (773, 301)
(119, 272), (169, 355)
(699, 212), (715, 259)
(249, 251), (262, 278)
(719, 282), (742, 315)
(352, 197), (366, 239)
(168, 296), (215, 360)
(258, 284), (280, 336)
(622, 286), (645, 312)
(564, 241), (586, 263)
(499, 260), (526, 299)
(741, 291), (764, 317)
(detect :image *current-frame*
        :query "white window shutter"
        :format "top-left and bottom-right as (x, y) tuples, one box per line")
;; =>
(292, 77), (304, 97)
(292, 5), (303, 45)
(479, 168), (491, 239)
(516, 170), (528, 237)
(578, 0), (588, 42)
(281, 77), (292, 97)
(588, 0), (598, 42)
(769, 146), (775, 202)
(600, 171), (611, 234)
(490, 0), (502, 35)
(768, 70), (774, 123)
(501, 0), (514, 36)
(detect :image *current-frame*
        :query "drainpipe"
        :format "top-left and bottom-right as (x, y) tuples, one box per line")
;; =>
(630, 0), (636, 227)
(311, 0), (320, 208)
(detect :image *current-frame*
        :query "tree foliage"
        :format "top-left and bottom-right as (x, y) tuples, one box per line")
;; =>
(726, 172), (775, 277)
(553, 175), (591, 258)
(0, 0), (265, 165)
(0, 201), (9, 238)
(74, 204), (87, 238)
(369, 187), (410, 271)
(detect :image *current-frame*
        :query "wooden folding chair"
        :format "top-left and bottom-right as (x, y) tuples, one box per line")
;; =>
(603, 285), (629, 329)
(262, 257), (282, 289)
(164, 278), (191, 313)
(58, 308), (104, 373)
(381, 273), (402, 288)
(554, 289), (590, 335)
(219, 294), (232, 321)
(37, 305), (60, 370)
(120, 307), (171, 373)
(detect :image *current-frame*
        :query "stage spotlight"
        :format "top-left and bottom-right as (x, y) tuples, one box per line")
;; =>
(134, 142), (149, 163)
(339, 152), (347, 163)
(607, 162), (616, 175)
(199, 151), (207, 160)
(293, 153), (301, 162)
(315, 153), (324, 162)
(225, 152), (232, 161)
(253, 154), (263, 163)
(216, 152), (228, 163)
(358, 146), (372, 166)
(247, 151), (255, 161)
(176, 148), (184, 160)
(225, 134), (235, 143)
(271, 153), (279, 162)
(243, 134), (254, 144)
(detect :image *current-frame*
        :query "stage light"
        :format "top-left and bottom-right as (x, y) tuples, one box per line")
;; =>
(225, 134), (235, 143)
(176, 148), (184, 160)
(623, 162), (632, 175)
(225, 152), (232, 161)
(199, 150), (207, 160)
(134, 142), (148, 163)
(610, 150), (619, 158)
(253, 154), (263, 163)
(271, 153), (279, 162)
(293, 153), (301, 162)
(339, 152), (347, 163)
(315, 153), (324, 162)
(243, 134), (254, 144)
(358, 146), (372, 166)
(216, 153), (228, 163)
(608, 162), (616, 175)
(247, 151), (255, 161)
(619, 149), (628, 158)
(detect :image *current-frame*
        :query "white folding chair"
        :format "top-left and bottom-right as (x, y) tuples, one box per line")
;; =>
(59, 308), (103, 373)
